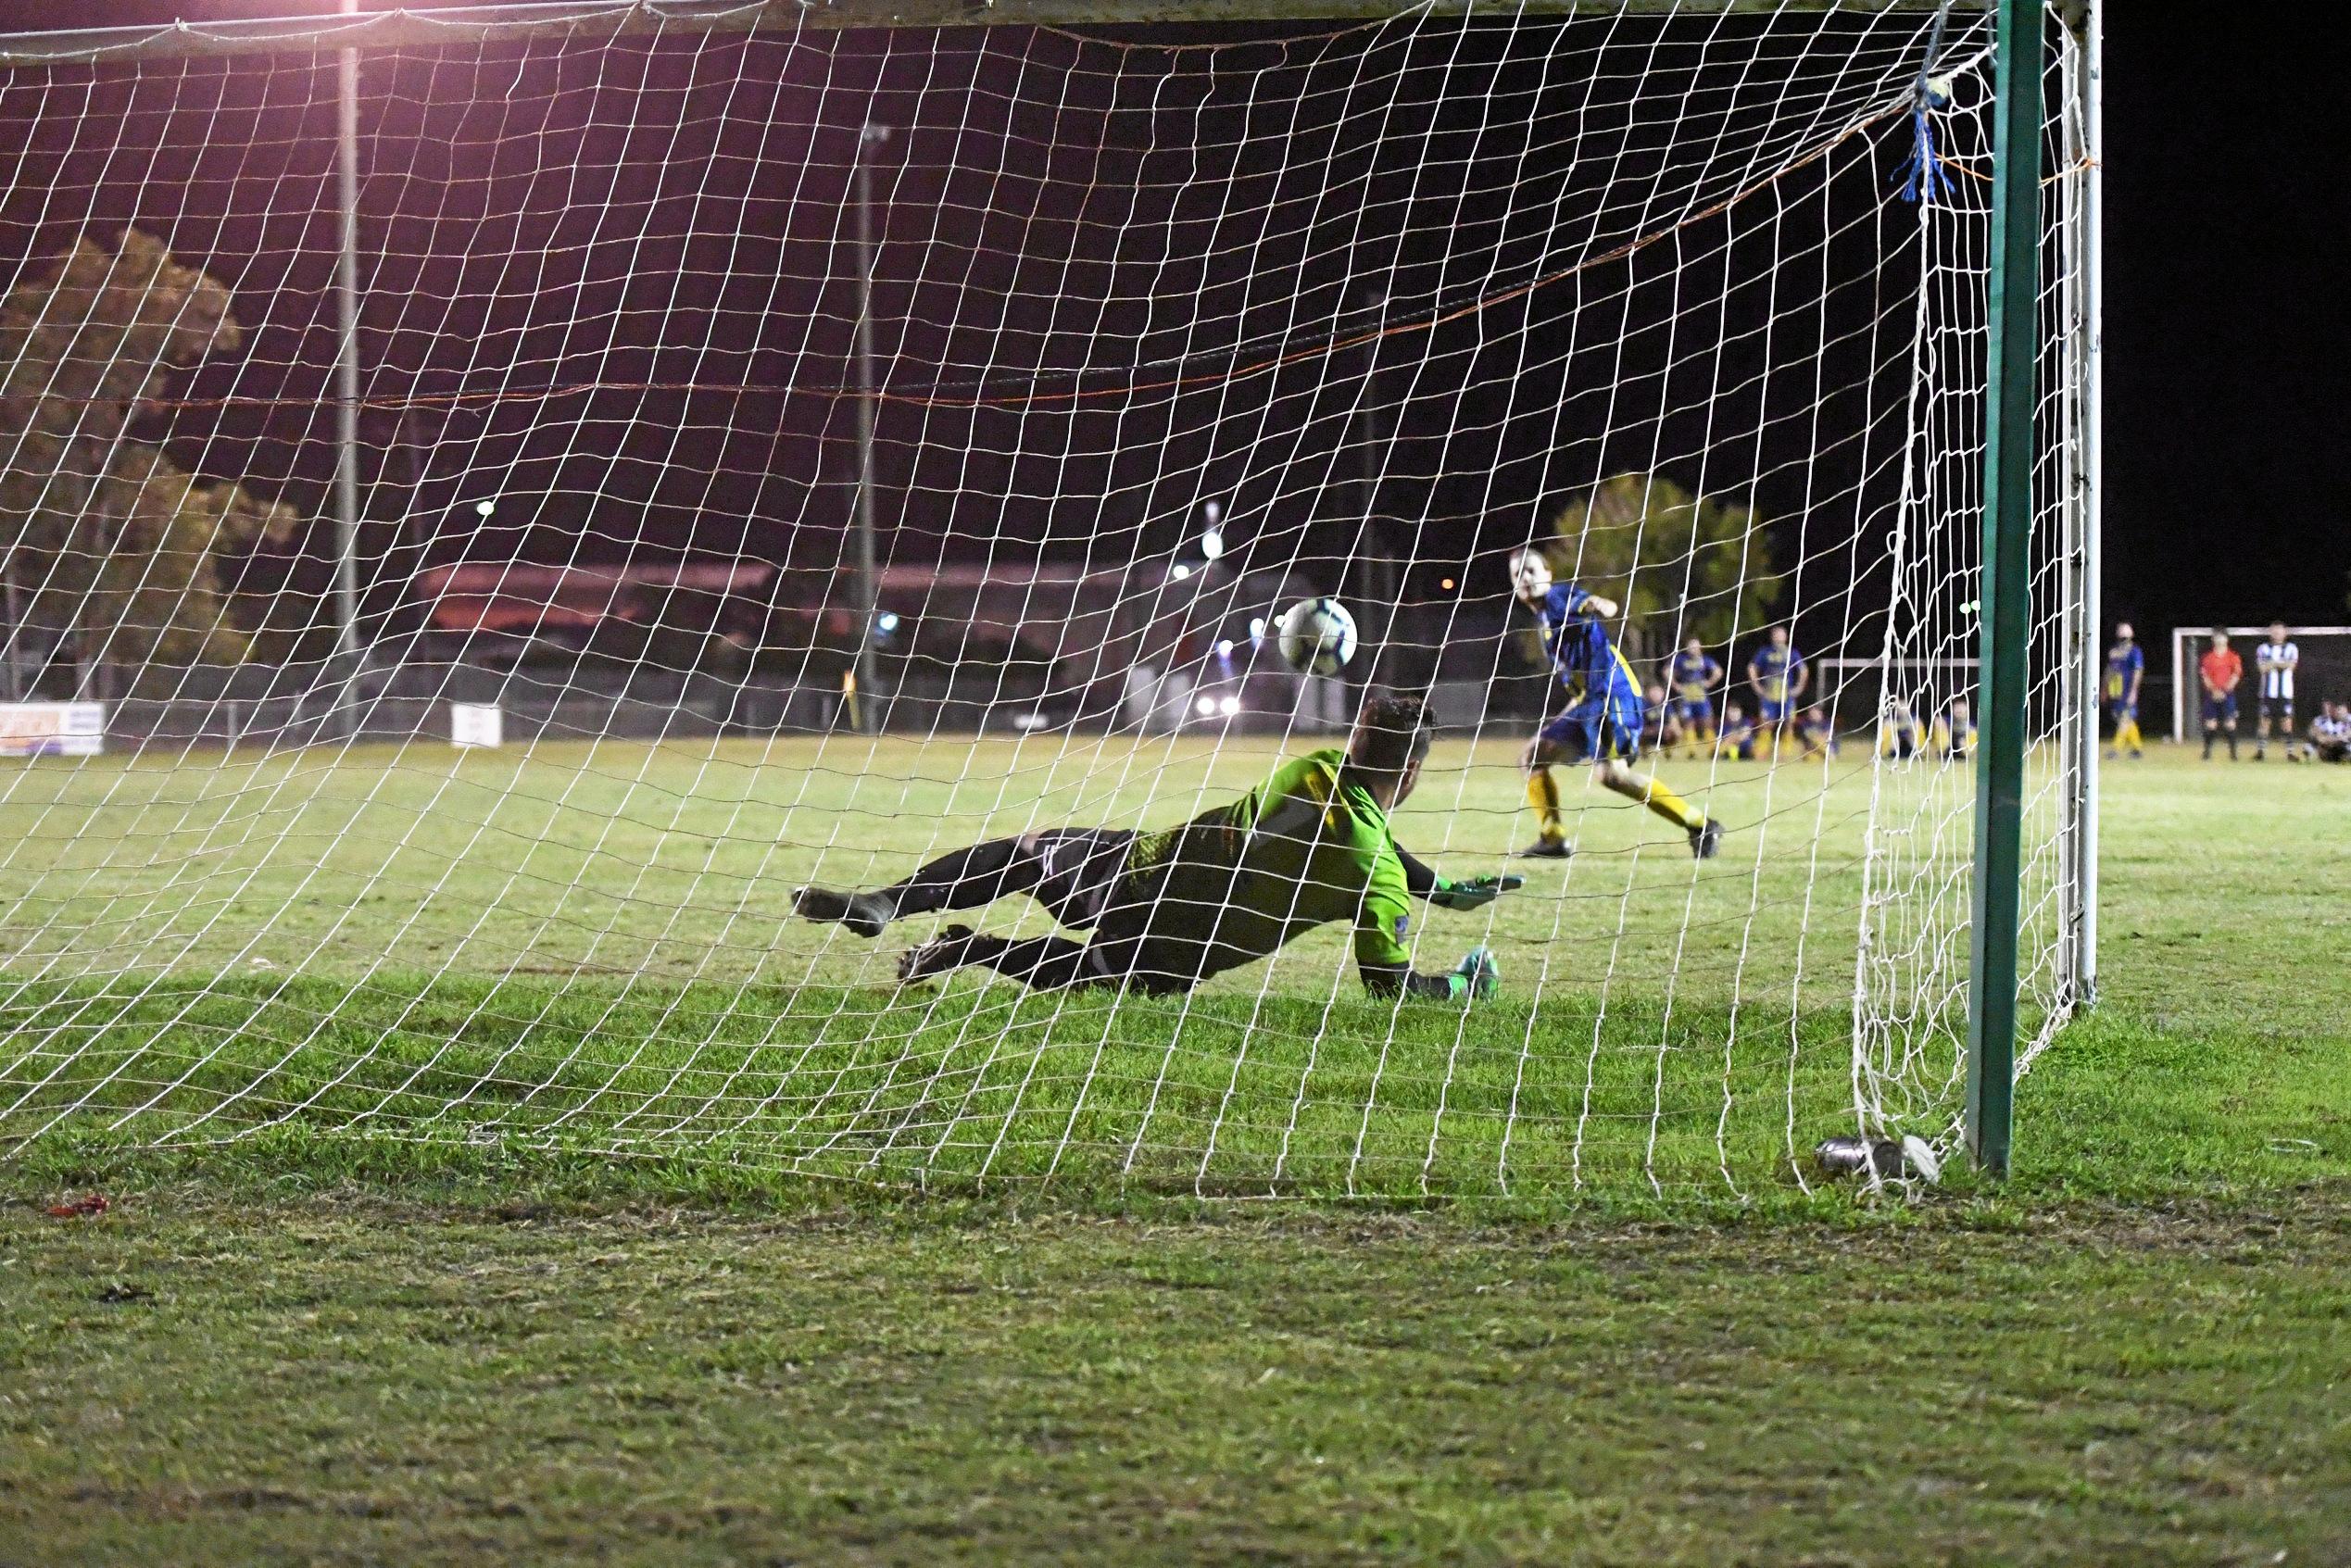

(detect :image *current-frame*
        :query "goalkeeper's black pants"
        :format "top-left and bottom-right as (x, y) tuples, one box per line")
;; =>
(881, 829), (1154, 990)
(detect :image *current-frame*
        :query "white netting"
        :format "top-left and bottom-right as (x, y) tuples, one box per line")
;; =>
(0, 0), (2091, 1196)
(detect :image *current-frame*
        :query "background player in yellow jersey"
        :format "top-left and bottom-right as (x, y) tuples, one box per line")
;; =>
(2104, 621), (2145, 759)
(1508, 548), (1723, 860)
(1746, 625), (1809, 758)
(1662, 636), (1724, 757)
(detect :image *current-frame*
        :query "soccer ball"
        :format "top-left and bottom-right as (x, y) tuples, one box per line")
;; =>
(1276, 596), (1358, 676)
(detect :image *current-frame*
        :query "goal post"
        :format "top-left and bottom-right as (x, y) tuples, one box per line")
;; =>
(0, 0), (2098, 1196)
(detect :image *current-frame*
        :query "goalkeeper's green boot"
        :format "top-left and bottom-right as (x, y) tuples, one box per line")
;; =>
(1453, 946), (1501, 1002)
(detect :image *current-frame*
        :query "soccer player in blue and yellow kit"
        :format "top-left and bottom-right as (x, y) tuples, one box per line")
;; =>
(1508, 548), (1722, 860)
(1746, 624), (1808, 759)
(2103, 621), (2144, 759)
(1663, 636), (1724, 758)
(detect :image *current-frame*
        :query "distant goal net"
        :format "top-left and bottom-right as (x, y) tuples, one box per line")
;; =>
(0, 0), (2096, 1197)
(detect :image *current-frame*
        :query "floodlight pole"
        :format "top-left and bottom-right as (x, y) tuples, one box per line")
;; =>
(1965, 0), (2043, 1179)
(331, 0), (364, 733)
(851, 123), (888, 737)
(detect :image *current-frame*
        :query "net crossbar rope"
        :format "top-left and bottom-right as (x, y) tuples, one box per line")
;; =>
(0, 0), (2093, 1197)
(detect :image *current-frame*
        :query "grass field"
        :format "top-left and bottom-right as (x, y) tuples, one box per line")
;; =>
(2, 733), (2071, 1196)
(3, 740), (2348, 1563)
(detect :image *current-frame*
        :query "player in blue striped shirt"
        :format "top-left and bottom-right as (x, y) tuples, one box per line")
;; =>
(1509, 548), (1722, 860)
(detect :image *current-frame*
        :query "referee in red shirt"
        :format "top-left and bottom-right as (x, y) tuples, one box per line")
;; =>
(2200, 632), (2244, 760)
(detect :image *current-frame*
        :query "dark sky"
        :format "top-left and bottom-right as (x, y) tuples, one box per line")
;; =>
(1, 0), (2342, 653)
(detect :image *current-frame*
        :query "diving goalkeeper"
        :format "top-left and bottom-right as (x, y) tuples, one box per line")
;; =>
(794, 695), (1513, 1000)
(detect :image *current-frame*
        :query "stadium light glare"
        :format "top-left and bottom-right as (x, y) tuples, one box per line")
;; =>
(1201, 528), (1225, 560)
(1215, 639), (1234, 657)
(1170, 562), (1192, 581)
(1440, 577), (1456, 591)
(1249, 618), (1267, 640)
(472, 499), (496, 518)
(1194, 696), (1217, 718)
(875, 611), (899, 633)
(1218, 695), (1240, 716)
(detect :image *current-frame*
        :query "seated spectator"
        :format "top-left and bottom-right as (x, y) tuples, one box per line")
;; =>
(2310, 701), (2350, 764)
(1716, 701), (1757, 761)
(1796, 704), (1836, 759)
(1939, 697), (1977, 759)
(1645, 682), (1678, 752)
(1879, 697), (1926, 761)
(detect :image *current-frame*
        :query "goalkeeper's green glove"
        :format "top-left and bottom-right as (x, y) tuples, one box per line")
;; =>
(1448, 946), (1501, 1003)
(1427, 873), (1525, 913)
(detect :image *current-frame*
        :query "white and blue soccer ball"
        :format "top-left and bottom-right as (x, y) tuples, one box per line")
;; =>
(1276, 596), (1358, 677)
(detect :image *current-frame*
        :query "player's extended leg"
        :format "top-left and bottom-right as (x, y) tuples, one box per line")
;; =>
(2257, 706), (2271, 760)
(797, 834), (1050, 938)
(1593, 757), (1721, 859)
(898, 925), (1096, 988)
(1517, 731), (1571, 859)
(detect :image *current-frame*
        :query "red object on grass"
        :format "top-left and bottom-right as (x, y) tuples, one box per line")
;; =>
(44, 1193), (110, 1218)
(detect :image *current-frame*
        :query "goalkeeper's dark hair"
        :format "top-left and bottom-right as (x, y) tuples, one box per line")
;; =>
(1347, 693), (1437, 775)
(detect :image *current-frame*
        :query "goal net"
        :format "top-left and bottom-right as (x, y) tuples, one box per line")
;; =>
(0, 0), (2094, 1197)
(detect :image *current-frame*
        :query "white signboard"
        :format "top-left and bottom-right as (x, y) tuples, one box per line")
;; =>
(0, 701), (106, 758)
(449, 703), (504, 749)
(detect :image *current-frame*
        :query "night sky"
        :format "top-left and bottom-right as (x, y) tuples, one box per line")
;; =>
(1, 0), (2342, 659)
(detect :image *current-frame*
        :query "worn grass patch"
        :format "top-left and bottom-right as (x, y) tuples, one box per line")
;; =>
(4, 1189), (2346, 1566)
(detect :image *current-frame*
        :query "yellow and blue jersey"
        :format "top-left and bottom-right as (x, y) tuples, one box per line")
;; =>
(2103, 643), (2144, 707)
(1534, 583), (1642, 721)
(1751, 642), (1804, 705)
(1667, 650), (1721, 710)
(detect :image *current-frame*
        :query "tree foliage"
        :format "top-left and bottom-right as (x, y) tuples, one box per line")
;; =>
(1, 229), (296, 674)
(1534, 471), (1784, 662)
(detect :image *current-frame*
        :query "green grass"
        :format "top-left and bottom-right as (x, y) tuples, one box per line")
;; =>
(3, 739), (2348, 1563)
(2, 734), (2084, 1195)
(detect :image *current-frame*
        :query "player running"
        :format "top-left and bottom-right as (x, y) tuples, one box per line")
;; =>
(2254, 621), (2299, 761)
(2200, 632), (2244, 761)
(2104, 621), (2145, 759)
(1746, 625), (1809, 758)
(1663, 636), (1724, 757)
(793, 695), (1515, 1001)
(1507, 548), (1722, 861)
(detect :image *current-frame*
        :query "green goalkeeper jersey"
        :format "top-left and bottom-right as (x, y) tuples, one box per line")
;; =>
(1119, 747), (1414, 985)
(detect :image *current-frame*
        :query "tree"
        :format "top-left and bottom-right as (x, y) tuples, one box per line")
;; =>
(1533, 471), (1784, 664)
(1, 229), (297, 690)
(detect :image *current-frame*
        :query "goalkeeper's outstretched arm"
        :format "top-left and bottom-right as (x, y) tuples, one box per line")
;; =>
(1393, 843), (1523, 910)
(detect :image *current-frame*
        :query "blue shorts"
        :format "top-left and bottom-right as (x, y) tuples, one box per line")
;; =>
(1672, 698), (1714, 725)
(1541, 704), (1641, 764)
(2107, 701), (2136, 723)
(2203, 694), (2238, 725)
(1757, 698), (1793, 723)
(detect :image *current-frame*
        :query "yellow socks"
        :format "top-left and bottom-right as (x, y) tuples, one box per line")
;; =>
(1527, 769), (1565, 842)
(2116, 718), (2143, 753)
(1635, 775), (1708, 834)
